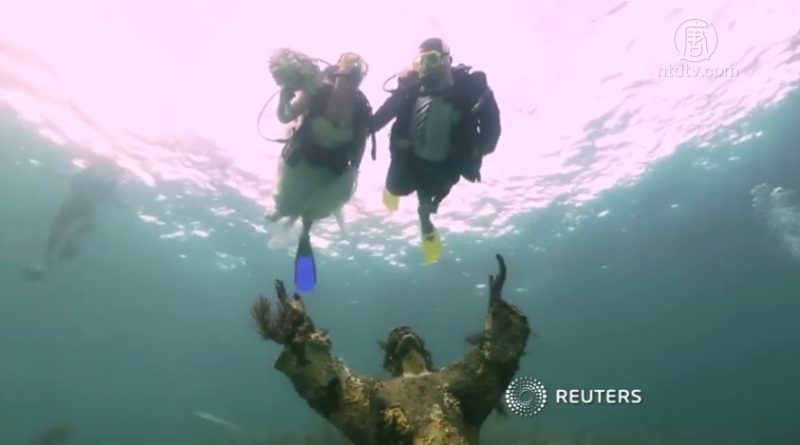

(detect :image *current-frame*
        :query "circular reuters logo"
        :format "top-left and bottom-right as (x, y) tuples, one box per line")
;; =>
(504, 376), (547, 416)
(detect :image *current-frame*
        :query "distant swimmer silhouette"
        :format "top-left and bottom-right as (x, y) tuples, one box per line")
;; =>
(24, 162), (121, 281)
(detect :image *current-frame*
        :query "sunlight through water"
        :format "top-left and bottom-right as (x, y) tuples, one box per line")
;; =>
(1, 0), (799, 262)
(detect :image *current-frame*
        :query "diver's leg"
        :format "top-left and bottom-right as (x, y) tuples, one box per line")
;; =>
(75, 216), (96, 235)
(334, 210), (347, 235)
(43, 227), (63, 268)
(383, 154), (414, 210)
(417, 191), (436, 235)
(43, 204), (77, 267)
(415, 160), (445, 235)
(301, 216), (313, 240)
(57, 210), (97, 263)
(26, 202), (77, 280)
(294, 215), (317, 291)
(426, 160), (460, 215)
(427, 185), (453, 215)
(416, 160), (460, 263)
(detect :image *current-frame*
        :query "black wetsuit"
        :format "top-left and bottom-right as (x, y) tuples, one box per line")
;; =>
(370, 65), (501, 211)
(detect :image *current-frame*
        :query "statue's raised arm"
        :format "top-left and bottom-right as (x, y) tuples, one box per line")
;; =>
(443, 254), (532, 426)
(251, 280), (377, 444)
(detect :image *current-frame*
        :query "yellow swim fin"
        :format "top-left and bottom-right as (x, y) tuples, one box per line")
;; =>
(382, 189), (399, 212)
(421, 231), (443, 263)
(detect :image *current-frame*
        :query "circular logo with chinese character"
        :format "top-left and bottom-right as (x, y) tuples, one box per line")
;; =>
(674, 19), (718, 62)
(504, 376), (547, 416)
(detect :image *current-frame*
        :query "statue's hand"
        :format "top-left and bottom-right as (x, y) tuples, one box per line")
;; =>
(252, 280), (311, 345)
(488, 254), (507, 305)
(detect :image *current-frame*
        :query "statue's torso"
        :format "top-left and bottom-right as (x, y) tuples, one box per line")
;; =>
(372, 373), (479, 445)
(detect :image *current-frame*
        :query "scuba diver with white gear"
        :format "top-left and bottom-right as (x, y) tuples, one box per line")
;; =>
(264, 49), (374, 292)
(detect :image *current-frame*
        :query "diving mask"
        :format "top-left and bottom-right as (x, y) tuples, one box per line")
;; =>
(334, 52), (368, 84)
(412, 50), (447, 78)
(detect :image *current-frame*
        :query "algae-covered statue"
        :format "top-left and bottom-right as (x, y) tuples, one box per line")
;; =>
(251, 254), (531, 445)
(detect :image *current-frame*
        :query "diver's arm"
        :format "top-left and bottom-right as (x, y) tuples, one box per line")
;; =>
(277, 89), (312, 123)
(350, 101), (372, 169)
(370, 70), (418, 132)
(472, 72), (501, 155)
(251, 281), (376, 444)
(350, 126), (368, 170)
(43, 205), (72, 267)
(443, 254), (531, 426)
(369, 90), (406, 132)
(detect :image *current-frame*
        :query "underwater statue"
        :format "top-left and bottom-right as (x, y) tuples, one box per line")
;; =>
(251, 254), (531, 445)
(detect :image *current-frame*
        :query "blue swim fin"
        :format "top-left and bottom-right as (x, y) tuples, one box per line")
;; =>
(294, 233), (316, 292)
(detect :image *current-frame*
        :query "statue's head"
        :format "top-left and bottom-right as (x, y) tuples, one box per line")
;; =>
(379, 326), (435, 377)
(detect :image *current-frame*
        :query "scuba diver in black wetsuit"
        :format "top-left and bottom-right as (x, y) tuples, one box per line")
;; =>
(23, 163), (120, 281)
(370, 38), (501, 263)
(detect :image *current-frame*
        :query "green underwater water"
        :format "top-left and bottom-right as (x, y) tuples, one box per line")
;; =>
(2, 89), (800, 445)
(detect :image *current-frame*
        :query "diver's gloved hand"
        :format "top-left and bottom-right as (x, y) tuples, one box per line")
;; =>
(322, 64), (338, 80)
(280, 87), (296, 102)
